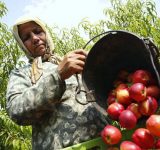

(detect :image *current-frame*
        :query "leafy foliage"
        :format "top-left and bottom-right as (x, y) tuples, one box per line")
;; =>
(0, 110), (32, 150)
(102, 0), (160, 48)
(0, 0), (160, 149)
(0, 1), (7, 18)
(47, 26), (88, 55)
(0, 1), (31, 149)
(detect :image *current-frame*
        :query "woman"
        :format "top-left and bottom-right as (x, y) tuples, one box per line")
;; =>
(6, 17), (107, 149)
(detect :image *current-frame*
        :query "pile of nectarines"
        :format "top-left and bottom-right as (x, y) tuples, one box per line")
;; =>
(101, 69), (160, 149)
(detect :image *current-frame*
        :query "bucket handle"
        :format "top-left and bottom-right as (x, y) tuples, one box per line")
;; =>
(75, 31), (114, 105)
(83, 30), (117, 49)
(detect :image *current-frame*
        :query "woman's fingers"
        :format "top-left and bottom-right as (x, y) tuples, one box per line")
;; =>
(57, 49), (87, 80)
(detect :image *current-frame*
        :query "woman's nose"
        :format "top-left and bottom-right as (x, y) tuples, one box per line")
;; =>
(31, 32), (39, 43)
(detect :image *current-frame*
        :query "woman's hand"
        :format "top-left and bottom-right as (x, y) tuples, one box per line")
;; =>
(57, 49), (88, 80)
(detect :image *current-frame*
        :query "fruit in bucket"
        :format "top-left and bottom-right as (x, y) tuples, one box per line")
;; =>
(138, 96), (158, 116)
(107, 90), (116, 105)
(101, 125), (122, 145)
(116, 84), (131, 105)
(119, 110), (137, 129)
(107, 102), (125, 120)
(132, 128), (154, 149)
(132, 69), (151, 85)
(146, 85), (160, 98)
(120, 141), (141, 150)
(129, 83), (147, 102)
(127, 103), (142, 119)
(146, 114), (160, 137)
(155, 139), (160, 149)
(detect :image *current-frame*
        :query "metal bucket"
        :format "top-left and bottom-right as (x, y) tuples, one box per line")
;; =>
(76, 30), (160, 117)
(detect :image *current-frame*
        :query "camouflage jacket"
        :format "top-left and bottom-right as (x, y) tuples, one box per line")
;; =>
(6, 62), (107, 150)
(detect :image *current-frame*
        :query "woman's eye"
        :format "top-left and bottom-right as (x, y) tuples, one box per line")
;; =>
(20, 28), (44, 42)
(34, 28), (43, 34)
(21, 35), (30, 42)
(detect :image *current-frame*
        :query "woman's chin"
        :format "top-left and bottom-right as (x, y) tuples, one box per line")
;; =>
(32, 51), (45, 58)
(37, 49), (46, 57)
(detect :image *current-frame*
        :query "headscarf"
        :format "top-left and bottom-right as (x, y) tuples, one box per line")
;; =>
(12, 16), (61, 84)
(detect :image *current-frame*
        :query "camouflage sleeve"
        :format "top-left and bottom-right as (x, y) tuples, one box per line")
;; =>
(6, 67), (66, 125)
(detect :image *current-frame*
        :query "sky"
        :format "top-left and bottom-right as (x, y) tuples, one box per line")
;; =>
(1, 0), (109, 29)
(1, 0), (160, 29)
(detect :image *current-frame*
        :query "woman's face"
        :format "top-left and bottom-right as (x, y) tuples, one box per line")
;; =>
(18, 21), (46, 58)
